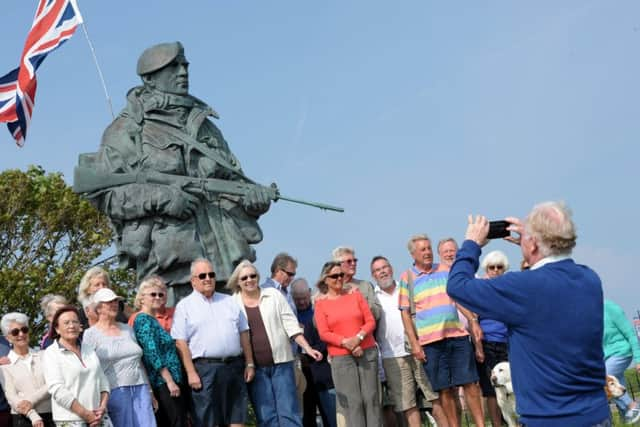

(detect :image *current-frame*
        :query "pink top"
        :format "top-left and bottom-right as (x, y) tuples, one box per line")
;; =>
(314, 290), (376, 356)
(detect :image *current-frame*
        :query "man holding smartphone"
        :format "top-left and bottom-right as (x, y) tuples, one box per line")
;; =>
(447, 201), (609, 427)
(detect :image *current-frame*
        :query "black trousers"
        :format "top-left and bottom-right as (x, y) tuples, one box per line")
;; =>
(11, 413), (54, 427)
(154, 383), (188, 427)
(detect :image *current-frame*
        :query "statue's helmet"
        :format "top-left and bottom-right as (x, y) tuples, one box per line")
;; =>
(136, 42), (185, 76)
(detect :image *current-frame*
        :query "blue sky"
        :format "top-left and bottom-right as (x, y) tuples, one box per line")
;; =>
(3, 1), (639, 320)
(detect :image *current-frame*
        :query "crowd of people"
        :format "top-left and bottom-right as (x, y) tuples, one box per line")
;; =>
(0, 200), (639, 427)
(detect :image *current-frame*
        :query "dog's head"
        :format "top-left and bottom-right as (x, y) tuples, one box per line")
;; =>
(491, 361), (512, 389)
(605, 375), (625, 399)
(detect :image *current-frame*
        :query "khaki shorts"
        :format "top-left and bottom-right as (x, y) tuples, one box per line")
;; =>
(382, 355), (438, 412)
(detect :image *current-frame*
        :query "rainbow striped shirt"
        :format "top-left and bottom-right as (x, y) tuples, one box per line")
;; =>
(398, 265), (468, 345)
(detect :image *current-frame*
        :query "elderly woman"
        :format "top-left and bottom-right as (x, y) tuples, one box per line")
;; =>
(77, 267), (131, 330)
(39, 294), (68, 349)
(132, 276), (187, 427)
(42, 305), (110, 426)
(83, 288), (156, 427)
(313, 261), (380, 427)
(0, 312), (54, 427)
(128, 279), (175, 333)
(474, 250), (511, 427)
(227, 260), (322, 427)
(603, 299), (640, 423)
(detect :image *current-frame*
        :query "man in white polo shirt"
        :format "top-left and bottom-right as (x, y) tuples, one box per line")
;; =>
(172, 258), (255, 427)
(371, 256), (445, 427)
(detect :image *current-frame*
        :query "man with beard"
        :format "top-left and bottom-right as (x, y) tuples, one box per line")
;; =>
(371, 256), (445, 427)
(437, 238), (458, 270)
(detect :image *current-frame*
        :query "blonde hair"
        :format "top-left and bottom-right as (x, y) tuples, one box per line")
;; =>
(135, 275), (167, 309)
(315, 261), (342, 294)
(78, 266), (110, 305)
(226, 260), (260, 294)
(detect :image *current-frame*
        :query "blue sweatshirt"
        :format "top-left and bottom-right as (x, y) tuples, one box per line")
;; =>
(448, 240), (609, 427)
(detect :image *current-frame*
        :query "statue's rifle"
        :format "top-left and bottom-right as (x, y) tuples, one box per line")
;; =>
(73, 166), (344, 213)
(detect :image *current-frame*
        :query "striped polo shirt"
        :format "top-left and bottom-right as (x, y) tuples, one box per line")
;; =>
(398, 265), (468, 345)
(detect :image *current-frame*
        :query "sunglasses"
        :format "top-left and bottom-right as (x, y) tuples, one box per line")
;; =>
(281, 269), (296, 277)
(148, 292), (165, 298)
(327, 272), (345, 280)
(240, 273), (258, 282)
(9, 326), (29, 337)
(341, 258), (358, 265)
(196, 272), (216, 280)
(487, 265), (505, 271)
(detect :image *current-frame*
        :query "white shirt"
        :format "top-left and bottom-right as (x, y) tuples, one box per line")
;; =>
(530, 254), (571, 270)
(232, 287), (303, 364)
(171, 291), (249, 358)
(375, 282), (410, 359)
(0, 350), (51, 422)
(42, 341), (110, 422)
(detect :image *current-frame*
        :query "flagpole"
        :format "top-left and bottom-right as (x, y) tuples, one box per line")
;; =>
(80, 23), (114, 119)
(72, 0), (115, 119)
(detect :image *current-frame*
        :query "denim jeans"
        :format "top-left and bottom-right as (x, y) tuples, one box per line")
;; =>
(317, 388), (337, 427)
(249, 361), (302, 427)
(605, 355), (633, 414)
(108, 383), (156, 427)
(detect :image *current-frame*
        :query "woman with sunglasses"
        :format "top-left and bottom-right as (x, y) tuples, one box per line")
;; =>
(227, 260), (322, 427)
(475, 250), (511, 427)
(42, 305), (111, 426)
(132, 276), (188, 427)
(0, 312), (54, 427)
(77, 267), (133, 331)
(314, 261), (380, 427)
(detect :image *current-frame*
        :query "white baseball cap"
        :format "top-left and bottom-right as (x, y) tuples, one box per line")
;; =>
(92, 288), (122, 304)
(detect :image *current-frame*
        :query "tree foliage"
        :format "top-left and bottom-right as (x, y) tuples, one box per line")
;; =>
(0, 166), (118, 343)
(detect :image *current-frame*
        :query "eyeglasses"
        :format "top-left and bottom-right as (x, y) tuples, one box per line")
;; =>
(147, 292), (165, 298)
(61, 320), (81, 327)
(9, 326), (29, 337)
(487, 265), (505, 271)
(326, 273), (345, 280)
(240, 274), (258, 282)
(341, 258), (358, 265)
(281, 269), (296, 277)
(196, 272), (216, 280)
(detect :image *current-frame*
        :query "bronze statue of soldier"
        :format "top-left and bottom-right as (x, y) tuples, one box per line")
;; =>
(76, 42), (272, 297)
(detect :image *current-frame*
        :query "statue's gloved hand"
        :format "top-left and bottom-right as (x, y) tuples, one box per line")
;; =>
(158, 186), (200, 219)
(242, 186), (271, 216)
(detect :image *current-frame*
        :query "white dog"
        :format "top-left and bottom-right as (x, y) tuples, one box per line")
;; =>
(491, 361), (518, 427)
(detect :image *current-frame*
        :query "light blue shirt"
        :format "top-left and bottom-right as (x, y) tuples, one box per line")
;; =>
(261, 277), (296, 313)
(171, 291), (249, 359)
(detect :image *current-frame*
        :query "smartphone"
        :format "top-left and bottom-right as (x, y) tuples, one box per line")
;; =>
(487, 220), (510, 239)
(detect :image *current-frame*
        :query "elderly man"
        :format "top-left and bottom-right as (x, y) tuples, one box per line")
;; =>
(437, 238), (458, 269)
(82, 42), (271, 295)
(399, 234), (485, 427)
(371, 256), (445, 427)
(171, 258), (255, 427)
(291, 279), (336, 427)
(331, 246), (381, 321)
(448, 201), (609, 427)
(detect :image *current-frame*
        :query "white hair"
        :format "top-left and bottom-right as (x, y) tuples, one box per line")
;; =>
(480, 250), (510, 272)
(1, 312), (29, 336)
(331, 246), (355, 261)
(525, 201), (577, 257)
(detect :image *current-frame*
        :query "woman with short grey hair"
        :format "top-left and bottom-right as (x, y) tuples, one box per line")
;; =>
(0, 312), (54, 427)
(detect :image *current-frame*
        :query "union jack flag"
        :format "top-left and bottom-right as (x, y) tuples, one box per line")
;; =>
(0, 0), (83, 146)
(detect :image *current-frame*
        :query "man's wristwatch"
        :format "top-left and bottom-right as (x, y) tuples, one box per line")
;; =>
(356, 332), (366, 341)
(246, 363), (255, 368)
